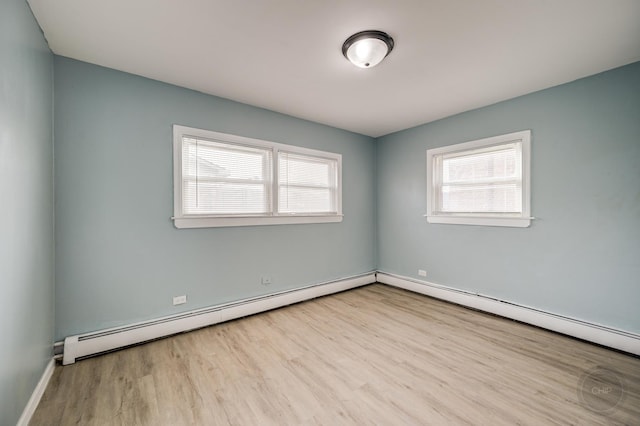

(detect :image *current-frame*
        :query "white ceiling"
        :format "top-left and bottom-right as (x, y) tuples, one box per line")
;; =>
(28, 0), (640, 137)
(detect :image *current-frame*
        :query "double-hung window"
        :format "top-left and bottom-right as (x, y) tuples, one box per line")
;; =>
(173, 125), (342, 228)
(426, 130), (531, 227)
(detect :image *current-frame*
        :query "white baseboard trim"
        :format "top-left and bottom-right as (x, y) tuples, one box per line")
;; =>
(376, 271), (640, 356)
(63, 272), (376, 365)
(60, 271), (638, 365)
(16, 358), (55, 426)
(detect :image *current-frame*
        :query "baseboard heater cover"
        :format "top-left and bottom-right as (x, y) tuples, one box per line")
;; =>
(376, 271), (640, 356)
(63, 272), (376, 365)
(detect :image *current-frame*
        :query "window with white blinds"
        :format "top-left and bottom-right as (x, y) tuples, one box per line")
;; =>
(182, 138), (272, 215)
(278, 151), (338, 214)
(173, 125), (342, 228)
(426, 130), (531, 227)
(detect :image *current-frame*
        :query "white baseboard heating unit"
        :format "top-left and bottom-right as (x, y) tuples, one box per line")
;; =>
(377, 271), (640, 356)
(63, 272), (376, 365)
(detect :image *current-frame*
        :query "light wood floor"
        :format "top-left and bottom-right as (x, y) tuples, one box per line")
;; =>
(31, 284), (640, 425)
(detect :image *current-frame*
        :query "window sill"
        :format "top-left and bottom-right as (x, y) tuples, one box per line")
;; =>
(174, 215), (343, 229)
(425, 215), (532, 228)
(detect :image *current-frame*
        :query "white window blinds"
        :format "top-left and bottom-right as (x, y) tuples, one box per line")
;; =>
(278, 152), (338, 214)
(182, 137), (272, 215)
(438, 143), (522, 213)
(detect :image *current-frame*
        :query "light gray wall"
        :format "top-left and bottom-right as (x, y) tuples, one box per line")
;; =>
(0, 0), (54, 424)
(54, 57), (376, 340)
(377, 61), (640, 334)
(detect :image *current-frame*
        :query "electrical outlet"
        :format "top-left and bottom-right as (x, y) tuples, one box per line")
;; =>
(261, 277), (272, 285)
(173, 295), (187, 305)
(418, 269), (427, 277)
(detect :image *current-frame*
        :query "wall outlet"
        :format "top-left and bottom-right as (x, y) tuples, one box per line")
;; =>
(261, 276), (272, 285)
(173, 295), (187, 305)
(418, 269), (427, 277)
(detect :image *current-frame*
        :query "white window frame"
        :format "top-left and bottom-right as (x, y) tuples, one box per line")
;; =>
(173, 125), (343, 228)
(426, 130), (532, 228)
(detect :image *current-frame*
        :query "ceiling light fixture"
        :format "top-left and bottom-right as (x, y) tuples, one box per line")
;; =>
(342, 30), (394, 69)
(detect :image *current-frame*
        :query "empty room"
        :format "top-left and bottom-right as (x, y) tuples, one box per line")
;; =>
(2, 0), (640, 425)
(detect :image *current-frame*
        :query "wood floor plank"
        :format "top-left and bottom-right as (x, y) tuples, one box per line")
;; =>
(30, 284), (640, 425)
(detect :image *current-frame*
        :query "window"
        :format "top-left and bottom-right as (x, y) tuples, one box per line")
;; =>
(278, 151), (339, 214)
(426, 130), (531, 227)
(173, 125), (342, 228)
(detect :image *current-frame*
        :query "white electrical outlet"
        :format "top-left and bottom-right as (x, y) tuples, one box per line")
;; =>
(261, 277), (272, 285)
(418, 269), (427, 277)
(173, 295), (187, 305)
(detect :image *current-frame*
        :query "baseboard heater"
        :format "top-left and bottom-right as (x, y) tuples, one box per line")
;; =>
(63, 272), (376, 365)
(377, 271), (640, 356)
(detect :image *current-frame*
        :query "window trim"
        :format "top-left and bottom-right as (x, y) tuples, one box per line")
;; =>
(426, 130), (532, 228)
(173, 125), (342, 228)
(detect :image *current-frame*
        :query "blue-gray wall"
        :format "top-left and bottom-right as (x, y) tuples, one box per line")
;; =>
(0, 0), (54, 424)
(54, 57), (376, 340)
(377, 61), (640, 334)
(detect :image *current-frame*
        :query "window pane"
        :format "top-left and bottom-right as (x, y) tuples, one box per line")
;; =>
(278, 152), (337, 214)
(443, 146), (516, 183)
(183, 138), (267, 180)
(441, 183), (521, 213)
(279, 187), (333, 213)
(278, 153), (331, 186)
(182, 137), (270, 215)
(438, 142), (522, 213)
(183, 181), (267, 214)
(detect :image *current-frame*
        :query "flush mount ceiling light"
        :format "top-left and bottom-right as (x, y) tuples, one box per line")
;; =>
(342, 30), (394, 69)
